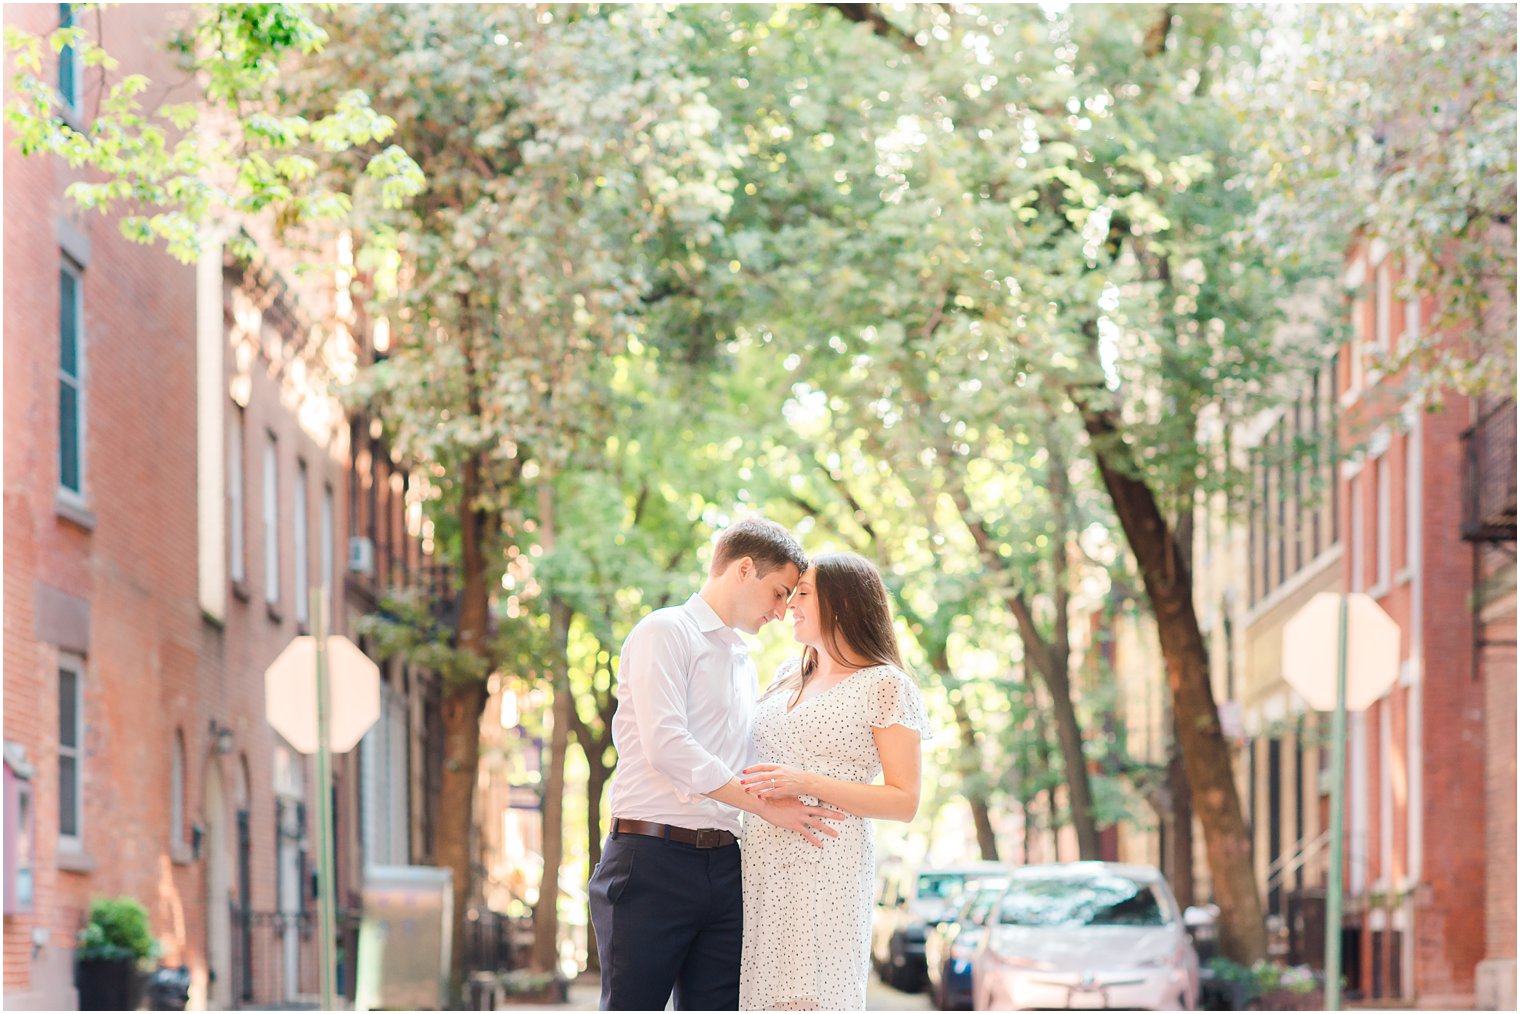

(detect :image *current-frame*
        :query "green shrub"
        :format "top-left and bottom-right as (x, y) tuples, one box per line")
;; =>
(76, 897), (159, 965)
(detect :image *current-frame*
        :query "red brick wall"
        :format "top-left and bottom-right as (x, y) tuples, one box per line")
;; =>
(1335, 244), (1488, 1003)
(4, 6), (366, 1007)
(3, 5), (205, 1004)
(1483, 630), (1516, 964)
(1413, 399), (1485, 1001)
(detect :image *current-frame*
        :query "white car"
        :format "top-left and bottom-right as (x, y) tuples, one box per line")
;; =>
(972, 862), (1201, 1011)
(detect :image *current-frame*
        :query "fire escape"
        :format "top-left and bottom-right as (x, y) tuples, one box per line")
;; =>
(1460, 396), (1517, 677)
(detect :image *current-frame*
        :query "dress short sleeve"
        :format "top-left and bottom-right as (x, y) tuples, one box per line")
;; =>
(869, 666), (932, 738)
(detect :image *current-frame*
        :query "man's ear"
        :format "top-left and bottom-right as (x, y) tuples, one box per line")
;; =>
(735, 556), (754, 581)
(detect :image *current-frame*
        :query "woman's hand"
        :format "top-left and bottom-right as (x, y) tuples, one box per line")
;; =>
(740, 763), (814, 800)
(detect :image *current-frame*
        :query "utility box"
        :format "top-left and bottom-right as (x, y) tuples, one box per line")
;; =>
(355, 866), (452, 1011)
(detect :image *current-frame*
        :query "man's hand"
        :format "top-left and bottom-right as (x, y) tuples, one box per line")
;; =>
(760, 795), (843, 848)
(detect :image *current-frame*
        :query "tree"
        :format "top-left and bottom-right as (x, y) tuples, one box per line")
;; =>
(681, 1), (1296, 960)
(292, 4), (734, 994)
(1243, 3), (1517, 395)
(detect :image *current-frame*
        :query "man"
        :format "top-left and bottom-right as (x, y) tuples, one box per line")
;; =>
(589, 517), (840, 1011)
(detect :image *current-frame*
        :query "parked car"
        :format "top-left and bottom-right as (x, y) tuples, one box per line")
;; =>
(971, 862), (1201, 1011)
(873, 862), (1007, 993)
(925, 875), (1009, 1010)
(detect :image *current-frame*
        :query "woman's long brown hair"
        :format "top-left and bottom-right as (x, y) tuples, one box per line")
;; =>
(792, 552), (906, 704)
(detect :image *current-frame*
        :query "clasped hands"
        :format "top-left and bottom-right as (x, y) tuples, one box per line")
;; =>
(742, 764), (842, 848)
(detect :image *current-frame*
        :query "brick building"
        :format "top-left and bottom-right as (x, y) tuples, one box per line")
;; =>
(3, 5), (444, 1009)
(1220, 240), (1511, 1006)
(3, 6), (210, 1006)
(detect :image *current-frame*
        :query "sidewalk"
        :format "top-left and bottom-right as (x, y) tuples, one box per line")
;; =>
(496, 972), (600, 1011)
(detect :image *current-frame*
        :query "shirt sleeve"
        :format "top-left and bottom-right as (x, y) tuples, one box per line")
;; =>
(622, 615), (735, 800)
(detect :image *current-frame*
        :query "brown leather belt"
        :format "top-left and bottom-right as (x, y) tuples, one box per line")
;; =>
(613, 818), (737, 849)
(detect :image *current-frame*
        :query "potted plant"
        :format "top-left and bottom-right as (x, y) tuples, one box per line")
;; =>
(75, 896), (158, 1011)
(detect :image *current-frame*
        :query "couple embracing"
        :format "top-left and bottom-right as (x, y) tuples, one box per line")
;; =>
(588, 517), (932, 1011)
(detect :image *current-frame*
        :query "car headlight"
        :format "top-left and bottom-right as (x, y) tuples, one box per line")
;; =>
(1134, 944), (1189, 969)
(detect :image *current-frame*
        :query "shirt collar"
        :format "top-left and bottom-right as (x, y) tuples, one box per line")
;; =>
(684, 593), (729, 634)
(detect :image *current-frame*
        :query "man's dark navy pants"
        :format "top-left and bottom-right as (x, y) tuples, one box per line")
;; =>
(588, 829), (743, 1010)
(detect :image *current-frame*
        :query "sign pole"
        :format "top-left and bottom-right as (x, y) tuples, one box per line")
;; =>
(313, 588), (338, 1012)
(1325, 592), (1349, 1011)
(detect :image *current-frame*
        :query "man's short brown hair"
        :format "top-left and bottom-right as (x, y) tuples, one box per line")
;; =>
(710, 517), (807, 577)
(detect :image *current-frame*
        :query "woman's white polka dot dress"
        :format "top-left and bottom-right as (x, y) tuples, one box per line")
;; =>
(738, 659), (932, 1011)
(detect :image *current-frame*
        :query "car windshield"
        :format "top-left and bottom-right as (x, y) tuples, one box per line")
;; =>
(917, 872), (972, 900)
(998, 874), (1170, 928)
(960, 881), (1009, 923)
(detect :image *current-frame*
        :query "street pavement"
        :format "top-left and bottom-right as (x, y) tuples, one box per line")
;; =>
(511, 971), (935, 1011)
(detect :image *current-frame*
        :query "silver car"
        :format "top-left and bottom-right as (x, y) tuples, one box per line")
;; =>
(971, 862), (1200, 1011)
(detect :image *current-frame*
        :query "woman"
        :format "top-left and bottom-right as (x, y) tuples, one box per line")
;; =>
(737, 552), (931, 1011)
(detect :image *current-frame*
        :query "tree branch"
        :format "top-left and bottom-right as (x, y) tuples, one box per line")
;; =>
(821, 3), (922, 52)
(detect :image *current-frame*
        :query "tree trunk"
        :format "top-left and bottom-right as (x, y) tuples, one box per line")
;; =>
(926, 639), (1001, 863)
(1074, 400), (1267, 963)
(942, 703), (997, 859)
(440, 453), (496, 1001)
(942, 457), (1101, 860)
(583, 753), (609, 972)
(531, 598), (572, 974)
(947, 692), (1000, 862)
(1040, 657), (1100, 860)
(1168, 724), (1196, 909)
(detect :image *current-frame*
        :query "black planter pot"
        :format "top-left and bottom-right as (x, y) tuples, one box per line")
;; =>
(76, 956), (145, 1011)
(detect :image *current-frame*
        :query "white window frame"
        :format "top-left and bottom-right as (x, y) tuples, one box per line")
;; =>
(1341, 253), (1367, 403)
(321, 484), (335, 618)
(1374, 261), (1393, 352)
(58, 654), (85, 850)
(264, 433), (280, 608)
(1350, 475), (1365, 594)
(294, 460), (309, 626)
(58, 258), (87, 505)
(229, 405), (246, 584)
(1374, 455), (1391, 593)
(1404, 431), (1420, 581)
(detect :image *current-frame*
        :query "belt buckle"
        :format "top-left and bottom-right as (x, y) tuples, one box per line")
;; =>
(695, 828), (721, 848)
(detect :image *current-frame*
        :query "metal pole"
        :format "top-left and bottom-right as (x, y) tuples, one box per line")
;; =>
(1325, 593), (1350, 1010)
(313, 588), (338, 1011)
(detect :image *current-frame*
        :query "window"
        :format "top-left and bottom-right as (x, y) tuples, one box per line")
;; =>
(1292, 399), (1304, 573)
(294, 461), (309, 626)
(1375, 455), (1391, 590)
(1374, 261), (1393, 352)
(1309, 370), (1322, 557)
(321, 484), (335, 615)
(59, 261), (84, 499)
(1350, 475), (1365, 593)
(171, 730), (186, 850)
(59, 657), (83, 846)
(264, 434), (279, 608)
(229, 406), (245, 584)
(57, 5), (80, 111)
(1275, 427), (1286, 589)
(1405, 432), (1419, 575)
(1402, 292), (1420, 353)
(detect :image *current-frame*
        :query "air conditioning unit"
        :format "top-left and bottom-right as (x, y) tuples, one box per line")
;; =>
(348, 536), (375, 576)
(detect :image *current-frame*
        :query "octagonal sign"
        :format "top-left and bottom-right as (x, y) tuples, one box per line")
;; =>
(1282, 592), (1401, 713)
(265, 635), (380, 755)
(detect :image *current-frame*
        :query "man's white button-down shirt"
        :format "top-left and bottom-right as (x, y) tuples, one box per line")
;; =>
(607, 593), (757, 836)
